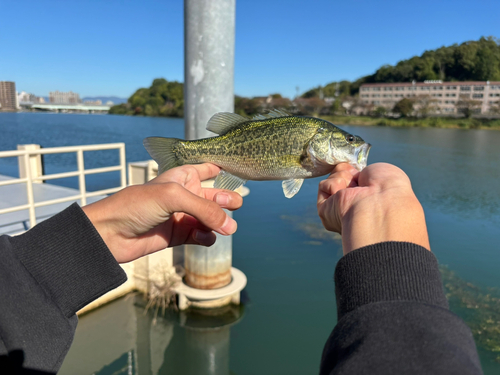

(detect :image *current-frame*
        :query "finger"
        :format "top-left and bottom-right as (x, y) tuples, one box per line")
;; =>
(183, 163), (222, 182)
(317, 197), (342, 233)
(165, 219), (217, 247)
(202, 189), (243, 211)
(151, 163), (221, 185)
(170, 224), (217, 247)
(330, 163), (357, 176)
(162, 183), (237, 235)
(318, 169), (355, 199)
(317, 177), (347, 207)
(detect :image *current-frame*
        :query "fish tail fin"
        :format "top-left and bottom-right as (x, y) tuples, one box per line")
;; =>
(143, 137), (183, 175)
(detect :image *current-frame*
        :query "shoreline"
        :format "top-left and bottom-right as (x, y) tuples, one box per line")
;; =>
(320, 115), (500, 130)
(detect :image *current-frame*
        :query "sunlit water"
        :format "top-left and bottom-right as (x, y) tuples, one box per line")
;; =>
(1, 113), (499, 374)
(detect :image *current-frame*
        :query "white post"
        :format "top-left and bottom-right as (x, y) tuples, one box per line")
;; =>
(17, 144), (43, 184)
(23, 151), (37, 228)
(119, 143), (127, 188)
(77, 150), (87, 206)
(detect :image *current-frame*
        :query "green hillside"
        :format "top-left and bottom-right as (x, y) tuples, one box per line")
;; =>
(109, 78), (184, 117)
(303, 36), (500, 98)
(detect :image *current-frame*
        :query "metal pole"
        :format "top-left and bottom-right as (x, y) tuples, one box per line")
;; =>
(77, 150), (87, 206)
(184, 0), (236, 289)
(23, 150), (37, 228)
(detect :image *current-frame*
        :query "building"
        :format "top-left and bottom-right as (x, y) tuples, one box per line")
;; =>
(0, 81), (18, 111)
(18, 91), (45, 104)
(359, 81), (500, 115)
(49, 91), (81, 104)
(84, 99), (102, 106)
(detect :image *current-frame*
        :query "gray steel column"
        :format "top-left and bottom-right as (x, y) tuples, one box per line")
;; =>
(184, 0), (236, 289)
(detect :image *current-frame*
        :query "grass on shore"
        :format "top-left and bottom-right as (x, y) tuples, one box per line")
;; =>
(320, 115), (500, 130)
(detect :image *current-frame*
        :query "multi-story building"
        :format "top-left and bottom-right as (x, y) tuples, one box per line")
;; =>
(49, 91), (81, 104)
(84, 99), (102, 106)
(18, 91), (45, 104)
(359, 81), (500, 115)
(0, 81), (18, 111)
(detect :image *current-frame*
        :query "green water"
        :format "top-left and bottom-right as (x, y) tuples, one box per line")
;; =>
(1, 113), (498, 374)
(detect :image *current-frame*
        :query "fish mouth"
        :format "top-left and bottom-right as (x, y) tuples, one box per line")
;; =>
(354, 143), (371, 171)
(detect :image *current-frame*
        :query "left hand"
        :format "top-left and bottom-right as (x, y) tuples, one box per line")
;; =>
(83, 163), (243, 263)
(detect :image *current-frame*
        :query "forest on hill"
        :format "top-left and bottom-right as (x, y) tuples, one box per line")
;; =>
(303, 36), (500, 98)
(109, 37), (499, 117)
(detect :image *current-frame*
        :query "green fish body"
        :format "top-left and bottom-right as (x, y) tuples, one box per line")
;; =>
(144, 110), (371, 198)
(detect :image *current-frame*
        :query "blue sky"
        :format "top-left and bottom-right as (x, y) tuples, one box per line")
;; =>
(1, 0), (499, 99)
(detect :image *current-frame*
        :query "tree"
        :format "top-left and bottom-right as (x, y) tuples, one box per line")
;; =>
(414, 95), (438, 117)
(373, 106), (387, 117)
(110, 78), (185, 117)
(456, 99), (482, 118)
(489, 100), (500, 115)
(303, 37), (500, 97)
(393, 98), (414, 117)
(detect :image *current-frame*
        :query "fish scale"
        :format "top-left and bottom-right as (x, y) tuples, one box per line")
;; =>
(176, 117), (320, 180)
(143, 110), (371, 198)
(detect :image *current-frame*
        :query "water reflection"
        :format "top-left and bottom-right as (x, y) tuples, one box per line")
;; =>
(60, 295), (244, 375)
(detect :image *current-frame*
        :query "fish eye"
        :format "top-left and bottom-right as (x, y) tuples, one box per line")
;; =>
(346, 135), (355, 143)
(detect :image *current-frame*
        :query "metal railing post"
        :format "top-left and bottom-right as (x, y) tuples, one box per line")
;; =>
(23, 150), (37, 228)
(77, 150), (87, 206)
(119, 143), (127, 188)
(0, 143), (126, 234)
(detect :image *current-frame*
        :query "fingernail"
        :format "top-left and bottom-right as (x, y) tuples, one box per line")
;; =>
(215, 193), (229, 206)
(194, 230), (213, 244)
(220, 216), (237, 235)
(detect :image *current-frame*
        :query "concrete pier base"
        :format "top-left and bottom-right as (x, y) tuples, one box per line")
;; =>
(176, 267), (247, 310)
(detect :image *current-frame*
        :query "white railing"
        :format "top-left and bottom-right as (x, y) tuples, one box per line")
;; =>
(0, 143), (126, 230)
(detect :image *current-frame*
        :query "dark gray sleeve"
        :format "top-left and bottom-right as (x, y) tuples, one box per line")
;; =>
(320, 242), (483, 375)
(0, 203), (127, 373)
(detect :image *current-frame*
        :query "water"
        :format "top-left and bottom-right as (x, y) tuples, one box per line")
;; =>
(1, 113), (499, 374)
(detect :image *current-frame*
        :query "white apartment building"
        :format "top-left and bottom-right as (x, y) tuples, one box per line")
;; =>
(18, 91), (45, 104)
(49, 91), (81, 104)
(359, 81), (500, 114)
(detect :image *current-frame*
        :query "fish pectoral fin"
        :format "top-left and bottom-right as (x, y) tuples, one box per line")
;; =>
(214, 170), (247, 191)
(206, 112), (248, 135)
(282, 178), (304, 198)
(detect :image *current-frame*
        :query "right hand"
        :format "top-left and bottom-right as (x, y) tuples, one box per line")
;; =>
(317, 163), (430, 255)
(83, 163), (243, 263)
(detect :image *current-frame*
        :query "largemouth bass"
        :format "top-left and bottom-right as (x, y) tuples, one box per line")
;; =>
(144, 109), (371, 198)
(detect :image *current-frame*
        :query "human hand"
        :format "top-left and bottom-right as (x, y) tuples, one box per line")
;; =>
(82, 163), (243, 263)
(317, 163), (430, 255)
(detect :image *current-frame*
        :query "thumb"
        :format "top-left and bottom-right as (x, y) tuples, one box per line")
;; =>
(160, 183), (237, 235)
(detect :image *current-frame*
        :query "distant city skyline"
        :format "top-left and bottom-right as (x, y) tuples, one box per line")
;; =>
(1, 0), (499, 99)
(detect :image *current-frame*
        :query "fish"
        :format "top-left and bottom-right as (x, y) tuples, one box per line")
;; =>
(143, 109), (371, 198)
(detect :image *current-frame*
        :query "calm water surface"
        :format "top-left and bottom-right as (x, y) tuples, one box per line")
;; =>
(1, 113), (499, 374)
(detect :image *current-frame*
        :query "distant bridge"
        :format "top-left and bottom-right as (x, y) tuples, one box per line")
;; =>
(30, 103), (111, 113)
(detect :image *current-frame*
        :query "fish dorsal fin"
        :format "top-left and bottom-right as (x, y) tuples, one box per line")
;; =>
(252, 109), (292, 120)
(207, 112), (248, 135)
(214, 170), (247, 191)
(282, 178), (304, 198)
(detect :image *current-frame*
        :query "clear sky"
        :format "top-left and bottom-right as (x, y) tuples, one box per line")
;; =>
(1, 0), (499, 99)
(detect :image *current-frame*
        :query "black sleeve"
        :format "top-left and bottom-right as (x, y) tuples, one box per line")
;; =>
(0, 203), (127, 374)
(320, 242), (483, 375)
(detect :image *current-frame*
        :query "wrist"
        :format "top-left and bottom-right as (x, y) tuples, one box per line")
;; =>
(341, 191), (430, 254)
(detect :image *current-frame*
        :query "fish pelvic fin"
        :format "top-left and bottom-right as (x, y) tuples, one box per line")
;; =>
(282, 178), (304, 198)
(206, 112), (248, 135)
(214, 170), (247, 191)
(143, 137), (182, 175)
